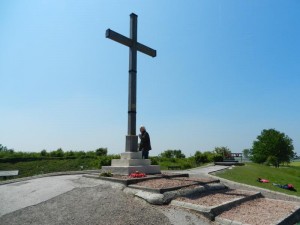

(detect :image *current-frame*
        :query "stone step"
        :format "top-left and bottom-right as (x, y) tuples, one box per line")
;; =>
(171, 189), (261, 220)
(215, 198), (300, 225)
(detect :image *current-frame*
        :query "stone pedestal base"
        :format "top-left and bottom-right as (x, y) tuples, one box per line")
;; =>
(111, 158), (151, 167)
(102, 165), (161, 175)
(102, 150), (161, 175)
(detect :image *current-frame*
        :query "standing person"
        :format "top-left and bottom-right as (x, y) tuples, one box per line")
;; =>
(139, 126), (151, 159)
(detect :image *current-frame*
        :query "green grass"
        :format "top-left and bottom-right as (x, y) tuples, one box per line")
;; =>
(157, 158), (199, 170)
(215, 162), (300, 197)
(290, 161), (300, 167)
(0, 158), (99, 180)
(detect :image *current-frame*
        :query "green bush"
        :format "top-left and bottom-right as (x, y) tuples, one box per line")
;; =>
(213, 154), (223, 162)
(181, 162), (192, 169)
(194, 151), (208, 164)
(95, 148), (108, 156)
(100, 171), (113, 177)
(150, 156), (159, 165)
(194, 151), (223, 164)
(98, 155), (120, 168)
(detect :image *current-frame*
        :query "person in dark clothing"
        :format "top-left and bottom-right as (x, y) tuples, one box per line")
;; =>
(138, 126), (151, 159)
(273, 183), (296, 191)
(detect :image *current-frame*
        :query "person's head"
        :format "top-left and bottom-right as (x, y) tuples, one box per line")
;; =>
(140, 125), (146, 133)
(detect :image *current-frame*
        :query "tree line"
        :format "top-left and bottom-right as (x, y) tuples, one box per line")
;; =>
(1, 128), (298, 167)
(0, 146), (111, 163)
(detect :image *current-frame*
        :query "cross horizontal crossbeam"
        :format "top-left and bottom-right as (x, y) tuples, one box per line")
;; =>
(106, 29), (156, 57)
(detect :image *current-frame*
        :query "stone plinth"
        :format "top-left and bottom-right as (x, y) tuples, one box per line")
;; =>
(102, 150), (161, 175)
(111, 159), (151, 167)
(102, 165), (161, 175)
(120, 151), (142, 159)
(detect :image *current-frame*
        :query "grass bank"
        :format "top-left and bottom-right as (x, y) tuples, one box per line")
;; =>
(0, 158), (99, 180)
(215, 162), (300, 197)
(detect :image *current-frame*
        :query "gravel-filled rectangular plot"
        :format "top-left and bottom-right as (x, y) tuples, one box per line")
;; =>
(217, 198), (300, 225)
(176, 189), (255, 207)
(170, 177), (219, 185)
(129, 178), (199, 193)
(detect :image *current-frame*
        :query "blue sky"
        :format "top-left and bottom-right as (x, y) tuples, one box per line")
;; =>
(1, 0), (299, 156)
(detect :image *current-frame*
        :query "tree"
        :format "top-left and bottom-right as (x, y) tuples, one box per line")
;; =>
(173, 150), (185, 159)
(0, 144), (8, 152)
(160, 149), (185, 159)
(194, 151), (208, 164)
(50, 148), (64, 157)
(242, 149), (250, 158)
(40, 149), (47, 157)
(95, 148), (108, 156)
(214, 147), (231, 159)
(250, 129), (294, 166)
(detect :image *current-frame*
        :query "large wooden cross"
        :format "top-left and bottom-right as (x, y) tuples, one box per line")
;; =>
(106, 13), (156, 152)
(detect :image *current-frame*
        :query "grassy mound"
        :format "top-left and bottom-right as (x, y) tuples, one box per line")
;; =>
(215, 162), (300, 197)
(0, 158), (99, 180)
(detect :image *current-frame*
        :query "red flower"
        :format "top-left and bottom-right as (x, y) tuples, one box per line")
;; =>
(129, 171), (146, 178)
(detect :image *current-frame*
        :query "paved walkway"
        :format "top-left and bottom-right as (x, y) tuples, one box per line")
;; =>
(163, 165), (229, 176)
(0, 175), (101, 217)
(183, 165), (229, 174)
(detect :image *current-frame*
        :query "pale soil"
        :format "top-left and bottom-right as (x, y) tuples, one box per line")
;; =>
(218, 198), (300, 225)
(176, 189), (255, 207)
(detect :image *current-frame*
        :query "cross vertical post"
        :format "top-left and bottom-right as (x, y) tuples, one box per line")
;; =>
(106, 13), (156, 153)
(128, 13), (137, 136)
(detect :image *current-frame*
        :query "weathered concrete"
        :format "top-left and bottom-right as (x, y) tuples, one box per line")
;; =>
(0, 175), (102, 217)
(0, 178), (171, 225)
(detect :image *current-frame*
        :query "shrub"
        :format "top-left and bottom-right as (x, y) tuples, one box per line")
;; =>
(100, 171), (113, 177)
(98, 155), (120, 168)
(50, 148), (64, 157)
(96, 148), (108, 156)
(212, 154), (223, 162)
(181, 162), (192, 169)
(40, 150), (47, 157)
(150, 156), (159, 165)
(194, 151), (208, 164)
